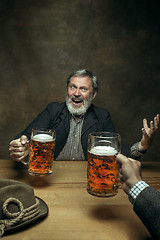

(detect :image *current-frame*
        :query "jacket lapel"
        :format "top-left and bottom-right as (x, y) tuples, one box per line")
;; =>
(58, 104), (70, 134)
(82, 107), (97, 135)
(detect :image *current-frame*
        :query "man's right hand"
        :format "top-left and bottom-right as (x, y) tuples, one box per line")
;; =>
(9, 135), (29, 162)
(116, 154), (142, 195)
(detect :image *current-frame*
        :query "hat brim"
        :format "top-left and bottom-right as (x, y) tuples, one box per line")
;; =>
(4, 196), (48, 235)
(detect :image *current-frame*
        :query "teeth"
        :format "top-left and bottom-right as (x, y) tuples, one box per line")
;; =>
(73, 99), (82, 103)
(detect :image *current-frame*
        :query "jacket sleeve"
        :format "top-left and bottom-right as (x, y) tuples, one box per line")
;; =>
(133, 186), (160, 239)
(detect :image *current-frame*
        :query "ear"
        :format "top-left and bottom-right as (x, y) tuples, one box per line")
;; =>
(92, 91), (97, 100)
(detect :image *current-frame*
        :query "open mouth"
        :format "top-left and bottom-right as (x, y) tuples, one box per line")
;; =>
(72, 98), (83, 107)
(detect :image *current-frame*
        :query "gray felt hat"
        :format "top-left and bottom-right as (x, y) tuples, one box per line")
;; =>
(0, 179), (48, 237)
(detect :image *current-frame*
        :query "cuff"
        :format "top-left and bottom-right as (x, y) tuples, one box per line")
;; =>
(128, 181), (149, 204)
(130, 142), (146, 157)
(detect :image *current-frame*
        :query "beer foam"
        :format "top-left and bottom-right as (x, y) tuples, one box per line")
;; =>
(32, 134), (54, 142)
(89, 146), (117, 156)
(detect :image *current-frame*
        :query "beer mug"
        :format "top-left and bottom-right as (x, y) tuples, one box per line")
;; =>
(87, 132), (121, 197)
(28, 129), (56, 176)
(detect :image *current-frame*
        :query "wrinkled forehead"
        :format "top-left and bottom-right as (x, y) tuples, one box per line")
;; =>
(68, 76), (93, 88)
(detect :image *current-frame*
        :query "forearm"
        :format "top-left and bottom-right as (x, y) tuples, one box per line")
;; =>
(132, 186), (160, 239)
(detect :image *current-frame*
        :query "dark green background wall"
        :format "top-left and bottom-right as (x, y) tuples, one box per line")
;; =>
(0, 0), (160, 161)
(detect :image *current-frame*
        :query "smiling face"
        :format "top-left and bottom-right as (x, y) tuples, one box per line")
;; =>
(66, 76), (97, 116)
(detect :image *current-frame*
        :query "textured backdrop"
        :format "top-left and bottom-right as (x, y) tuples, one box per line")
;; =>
(0, 0), (160, 161)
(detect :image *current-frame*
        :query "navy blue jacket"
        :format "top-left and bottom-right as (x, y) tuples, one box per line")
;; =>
(15, 102), (132, 160)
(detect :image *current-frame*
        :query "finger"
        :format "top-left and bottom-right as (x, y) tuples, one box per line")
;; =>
(9, 146), (28, 153)
(11, 155), (26, 162)
(116, 153), (129, 165)
(142, 128), (148, 137)
(150, 121), (154, 130)
(10, 151), (25, 161)
(9, 139), (22, 148)
(143, 118), (149, 129)
(154, 115), (159, 129)
(10, 147), (29, 160)
(24, 149), (29, 158)
(118, 173), (123, 182)
(20, 135), (28, 145)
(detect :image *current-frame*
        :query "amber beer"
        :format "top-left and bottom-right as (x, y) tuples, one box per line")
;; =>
(87, 145), (119, 197)
(29, 133), (55, 176)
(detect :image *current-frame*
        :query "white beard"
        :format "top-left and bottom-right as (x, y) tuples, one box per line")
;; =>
(66, 94), (93, 116)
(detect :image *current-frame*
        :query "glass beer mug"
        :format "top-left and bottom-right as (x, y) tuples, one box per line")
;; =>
(28, 129), (56, 176)
(87, 132), (121, 197)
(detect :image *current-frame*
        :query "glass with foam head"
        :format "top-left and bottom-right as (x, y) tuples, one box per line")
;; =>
(28, 129), (56, 176)
(87, 132), (121, 197)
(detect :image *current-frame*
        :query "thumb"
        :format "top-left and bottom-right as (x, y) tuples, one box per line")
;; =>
(20, 135), (28, 145)
(116, 153), (128, 165)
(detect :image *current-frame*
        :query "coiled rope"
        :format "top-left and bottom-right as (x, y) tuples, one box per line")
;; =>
(0, 197), (40, 237)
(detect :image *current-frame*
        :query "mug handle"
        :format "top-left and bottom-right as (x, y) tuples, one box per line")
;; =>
(21, 157), (29, 166)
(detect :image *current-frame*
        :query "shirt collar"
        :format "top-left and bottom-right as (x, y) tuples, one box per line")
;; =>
(71, 114), (85, 123)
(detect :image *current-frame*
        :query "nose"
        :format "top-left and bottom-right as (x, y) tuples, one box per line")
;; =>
(74, 88), (81, 96)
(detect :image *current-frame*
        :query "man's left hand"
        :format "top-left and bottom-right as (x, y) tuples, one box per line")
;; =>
(139, 114), (159, 152)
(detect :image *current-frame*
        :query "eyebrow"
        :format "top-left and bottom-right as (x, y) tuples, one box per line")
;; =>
(70, 83), (88, 88)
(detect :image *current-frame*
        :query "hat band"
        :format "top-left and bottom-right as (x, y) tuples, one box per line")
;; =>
(0, 197), (40, 237)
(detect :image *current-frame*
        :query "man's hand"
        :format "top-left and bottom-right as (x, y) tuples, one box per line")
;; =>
(116, 154), (142, 195)
(9, 135), (29, 162)
(139, 114), (159, 152)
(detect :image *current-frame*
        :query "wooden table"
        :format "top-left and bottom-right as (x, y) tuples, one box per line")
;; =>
(0, 159), (160, 240)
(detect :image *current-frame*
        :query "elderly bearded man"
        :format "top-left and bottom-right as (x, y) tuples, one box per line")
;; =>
(9, 69), (159, 162)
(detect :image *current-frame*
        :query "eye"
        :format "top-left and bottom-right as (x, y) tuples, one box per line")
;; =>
(70, 85), (76, 90)
(81, 87), (87, 92)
